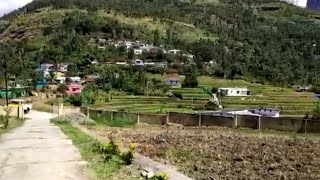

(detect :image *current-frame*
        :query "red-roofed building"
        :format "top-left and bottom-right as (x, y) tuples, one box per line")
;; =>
(165, 74), (181, 88)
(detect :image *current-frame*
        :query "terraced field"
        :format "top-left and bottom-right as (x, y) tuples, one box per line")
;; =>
(89, 76), (316, 116)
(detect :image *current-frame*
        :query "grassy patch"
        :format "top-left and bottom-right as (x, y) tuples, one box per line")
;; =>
(33, 101), (54, 113)
(54, 121), (137, 179)
(0, 117), (23, 134)
(92, 116), (136, 128)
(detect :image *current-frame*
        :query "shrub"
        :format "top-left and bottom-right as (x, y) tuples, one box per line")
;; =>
(121, 143), (137, 165)
(65, 95), (82, 106)
(172, 92), (183, 99)
(182, 74), (198, 88)
(309, 86), (320, 94)
(57, 84), (68, 94)
(205, 101), (219, 110)
(83, 83), (99, 92)
(177, 104), (183, 108)
(211, 87), (219, 94)
(151, 172), (169, 180)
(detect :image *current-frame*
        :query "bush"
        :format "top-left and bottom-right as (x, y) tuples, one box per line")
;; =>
(65, 95), (82, 106)
(83, 83), (99, 92)
(205, 101), (219, 110)
(121, 143), (137, 165)
(309, 86), (320, 94)
(91, 140), (136, 165)
(57, 84), (68, 94)
(172, 92), (183, 99)
(211, 87), (218, 94)
(182, 74), (198, 88)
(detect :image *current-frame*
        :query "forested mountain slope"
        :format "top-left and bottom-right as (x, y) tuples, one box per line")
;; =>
(1, 0), (320, 86)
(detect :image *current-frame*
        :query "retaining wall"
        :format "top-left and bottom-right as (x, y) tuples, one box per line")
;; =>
(260, 117), (304, 132)
(201, 115), (234, 127)
(82, 107), (320, 133)
(237, 115), (259, 129)
(139, 113), (167, 125)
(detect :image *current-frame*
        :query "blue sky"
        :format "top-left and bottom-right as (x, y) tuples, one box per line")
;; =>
(0, 0), (309, 16)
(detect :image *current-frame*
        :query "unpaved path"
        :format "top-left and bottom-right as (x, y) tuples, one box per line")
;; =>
(0, 111), (88, 180)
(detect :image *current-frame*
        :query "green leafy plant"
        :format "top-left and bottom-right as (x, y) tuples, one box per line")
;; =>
(121, 143), (137, 165)
(150, 172), (169, 180)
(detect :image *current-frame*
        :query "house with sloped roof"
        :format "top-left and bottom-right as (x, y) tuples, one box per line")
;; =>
(165, 74), (181, 88)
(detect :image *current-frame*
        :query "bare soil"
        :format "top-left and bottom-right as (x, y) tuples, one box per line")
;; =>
(90, 126), (320, 180)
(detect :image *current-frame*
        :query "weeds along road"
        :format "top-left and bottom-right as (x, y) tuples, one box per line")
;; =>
(0, 111), (88, 180)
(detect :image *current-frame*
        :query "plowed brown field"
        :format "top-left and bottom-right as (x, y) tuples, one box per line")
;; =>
(92, 126), (320, 180)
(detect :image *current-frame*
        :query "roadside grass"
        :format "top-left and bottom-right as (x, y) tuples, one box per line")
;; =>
(54, 121), (139, 180)
(0, 117), (23, 134)
(91, 116), (136, 128)
(33, 101), (53, 113)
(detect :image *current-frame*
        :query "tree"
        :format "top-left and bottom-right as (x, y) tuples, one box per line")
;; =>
(153, 29), (160, 46)
(57, 84), (68, 95)
(128, 48), (134, 60)
(182, 73), (198, 88)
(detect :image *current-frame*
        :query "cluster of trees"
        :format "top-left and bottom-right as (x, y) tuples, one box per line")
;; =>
(96, 67), (169, 96)
(1, 0), (320, 87)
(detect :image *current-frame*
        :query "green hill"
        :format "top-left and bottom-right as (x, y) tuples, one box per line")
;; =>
(1, 0), (320, 86)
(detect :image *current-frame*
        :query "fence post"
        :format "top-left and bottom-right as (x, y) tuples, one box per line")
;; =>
(166, 112), (170, 124)
(258, 116), (261, 130)
(111, 111), (114, 121)
(137, 113), (140, 124)
(18, 104), (24, 120)
(234, 114), (238, 128)
(86, 107), (90, 117)
(58, 103), (64, 117)
(199, 114), (202, 127)
(304, 119), (308, 133)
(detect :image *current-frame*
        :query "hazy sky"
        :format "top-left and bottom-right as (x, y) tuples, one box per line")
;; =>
(297, 0), (308, 7)
(0, 0), (310, 16)
(0, 0), (33, 16)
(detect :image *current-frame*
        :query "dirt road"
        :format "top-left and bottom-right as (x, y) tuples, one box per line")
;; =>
(0, 111), (88, 180)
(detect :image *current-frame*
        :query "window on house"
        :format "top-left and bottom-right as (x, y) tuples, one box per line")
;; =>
(237, 91), (240, 94)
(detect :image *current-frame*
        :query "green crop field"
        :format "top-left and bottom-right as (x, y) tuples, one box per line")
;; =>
(88, 75), (316, 116)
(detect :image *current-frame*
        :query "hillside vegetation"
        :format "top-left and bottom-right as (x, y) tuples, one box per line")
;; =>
(0, 0), (320, 86)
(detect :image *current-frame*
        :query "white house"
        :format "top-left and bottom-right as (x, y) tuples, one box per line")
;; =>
(132, 59), (144, 66)
(183, 53), (194, 60)
(218, 87), (250, 97)
(168, 49), (181, 55)
(115, 62), (128, 65)
(134, 49), (143, 55)
(249, 108), (280, 117)
(124, 41), (133, 49)
(55, 77), (66, 84)
(68, 77), (81, 83)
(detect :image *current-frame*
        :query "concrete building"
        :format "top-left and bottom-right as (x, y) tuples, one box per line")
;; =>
(218, 87), (250, 97)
